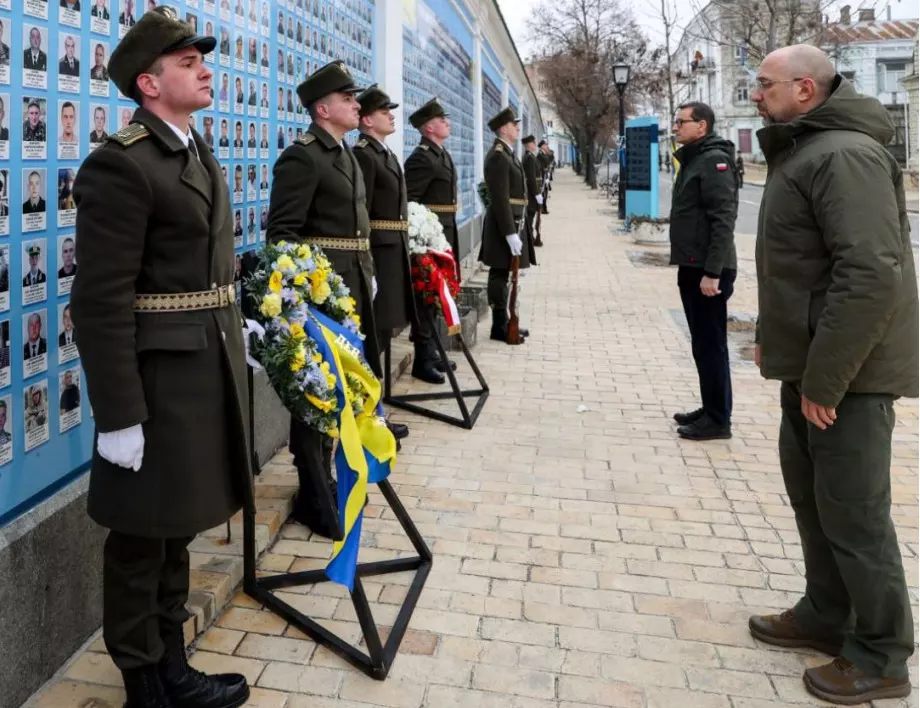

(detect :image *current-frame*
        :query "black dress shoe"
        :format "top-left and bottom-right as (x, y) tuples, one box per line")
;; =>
(677, 415), (732, 441)
(673, 408), (705, 426)
(434, 358), (457, 373)
(159, 630), (250, 708)
(411, 360), (445, 384)
(490, 326), (506, 342)
(519, 328), (530, 338)
(386, 421), (409, 439)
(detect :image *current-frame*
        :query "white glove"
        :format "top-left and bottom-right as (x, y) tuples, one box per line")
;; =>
(242, 318), (265, 371)
(535, 195), (544, 205)
(506, 233), (523, 256)
(372, 276), (378, 300)
(97, 424), (145, 471)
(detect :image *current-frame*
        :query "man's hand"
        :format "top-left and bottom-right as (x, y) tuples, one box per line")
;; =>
(242, 318), (265, 370)
(700, 276), (721, 297)
(535, 194), (544, 205)
(505, 233), (523, 256)
(754, 344), (761, 367)
(372, 275), (378, 300)
(97, 424), (145, 471)
(801, 395), (837, 430)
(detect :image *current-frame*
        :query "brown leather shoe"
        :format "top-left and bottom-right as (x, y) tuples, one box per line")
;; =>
(748, 609), (843, 655)
(804, 658), (911, 705)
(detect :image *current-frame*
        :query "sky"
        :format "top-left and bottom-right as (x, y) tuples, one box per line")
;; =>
(496, 0), (917, 62)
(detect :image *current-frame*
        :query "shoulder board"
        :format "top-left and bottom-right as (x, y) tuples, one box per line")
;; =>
(108, 123), (149, 147)
(355, 138), (368, 148)
(419, 144), (430, 151)
(492, 143), (506, 154)
(295, 133), (316, 147)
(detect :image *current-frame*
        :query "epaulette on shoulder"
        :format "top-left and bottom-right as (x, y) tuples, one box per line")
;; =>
(355, 138), (368, 148)
(108, 123), (149, 147)
(419, 144), (430, 151)
(492, 142), (506, 154)
(296, 133), (316, 147)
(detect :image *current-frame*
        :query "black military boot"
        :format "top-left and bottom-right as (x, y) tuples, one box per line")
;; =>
(490, 308), (508, 341)
(411, 341), (445, 384)
(159, 628), (250, 708)
(433, 356), (457, 373)
(121, 664), (174, 708)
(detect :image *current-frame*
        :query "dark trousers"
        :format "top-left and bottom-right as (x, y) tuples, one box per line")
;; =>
(677, 266), (734, 426)
(487, 267), (510, 311)
(289, 416), (339, 534)
(779, 382), (914, 677)
(409, 296), (440, 362)
(103, 531), (193, 670)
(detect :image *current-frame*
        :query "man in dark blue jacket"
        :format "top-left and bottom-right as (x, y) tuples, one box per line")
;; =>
(669, 101), (739, 441)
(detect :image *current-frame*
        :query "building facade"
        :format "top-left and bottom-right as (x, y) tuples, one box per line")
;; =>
(672, 3), (918, 164)
(525, 61), (576, 164)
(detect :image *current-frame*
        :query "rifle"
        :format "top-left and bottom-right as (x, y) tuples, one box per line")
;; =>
(506, 255), (523, 345)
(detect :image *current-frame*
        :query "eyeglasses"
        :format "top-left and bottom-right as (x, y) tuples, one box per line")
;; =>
(755, 77), (805, 90)
(672, 118), (701, 127)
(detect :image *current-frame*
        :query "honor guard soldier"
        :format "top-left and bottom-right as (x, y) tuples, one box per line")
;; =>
(353, 84), (415, 442)
(70, 7), (252, 708)
(480, 107), (535, 343)
(266, 60), (378, 539)
(403, 97), (458, 384)
(538, 140), (554, 214)
(521, 135), (544, 247)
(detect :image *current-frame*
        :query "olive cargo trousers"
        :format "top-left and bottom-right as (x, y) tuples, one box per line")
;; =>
(779, 382), (914, 677)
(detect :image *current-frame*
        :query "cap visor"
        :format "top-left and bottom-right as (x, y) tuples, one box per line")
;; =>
(386, 101), (399, 109)
(168, 35), (217, 56)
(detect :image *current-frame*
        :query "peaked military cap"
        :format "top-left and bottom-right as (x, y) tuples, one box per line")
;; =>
(357, 84), (399, 117)
(109, 6), (216, 101)
(522, 135), (536, 144)
(27, 245), (41, 257)
(409, 98), (448, 129)
(488, 106), (521, 133)
(297, 60), (361, 106)
(538, 139), (547, 147)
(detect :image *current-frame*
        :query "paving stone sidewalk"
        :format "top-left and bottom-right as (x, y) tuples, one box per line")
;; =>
(29, 169), (918, 708)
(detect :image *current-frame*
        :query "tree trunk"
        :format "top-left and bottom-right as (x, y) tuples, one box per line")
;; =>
(573, 149), (583, 175)
(584, 150), (597, 189)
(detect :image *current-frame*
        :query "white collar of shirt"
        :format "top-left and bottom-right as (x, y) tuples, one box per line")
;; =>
(498, 138), (514, 153)
(164, 119), (192, 149)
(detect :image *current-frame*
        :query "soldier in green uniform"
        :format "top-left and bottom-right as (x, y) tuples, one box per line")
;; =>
(353, 84), (415, 441)
(521, 135), (544, 247)
(403, 98), (458, 384)
(266, 60), (377, 539)
(479, 106), (534, 343)
(70, 7), (252, 708)
(538, 140), (554, 215)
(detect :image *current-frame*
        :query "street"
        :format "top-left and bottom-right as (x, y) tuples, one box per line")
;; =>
(658, 172), (920, 245)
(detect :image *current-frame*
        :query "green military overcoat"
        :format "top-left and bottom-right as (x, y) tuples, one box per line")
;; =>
(522, 149), (543, 213)
(71, 108), (253, 539)
(479, 139), (536, 269)
(266, 123), (380, 375)
(404, 137), (460, 279)
(353, 133), (417, 332)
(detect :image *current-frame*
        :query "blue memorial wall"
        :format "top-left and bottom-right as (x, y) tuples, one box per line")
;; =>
(0, 0), (376, 524)
(402, 0), (475, 225)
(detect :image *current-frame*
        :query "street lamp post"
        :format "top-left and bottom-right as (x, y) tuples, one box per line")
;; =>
(613, 62), (631, 220)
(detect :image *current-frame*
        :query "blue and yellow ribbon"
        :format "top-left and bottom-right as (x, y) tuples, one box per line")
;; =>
(305, 307), (395, 590)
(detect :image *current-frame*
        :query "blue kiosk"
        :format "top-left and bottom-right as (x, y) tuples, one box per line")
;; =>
(624, 116), (661, 221)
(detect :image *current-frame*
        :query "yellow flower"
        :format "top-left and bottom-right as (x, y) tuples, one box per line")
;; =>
(290, 346), (306, 372)
(306, 393), (335, 412)
(312, 281), (331, 303)
(289, 323), (306, 341)
(276, 240), (287, 248)
(260, 293), (282, 317)
(296, 245), (311, 259)
(336, 296), (355, 314)
(311, 352), (323, 363)
(327, 426), (339, 439)
(315, 254), (331, 270)
(350, 313), (361, 329)
(293, 272), (309, 287)
(276, 254), (295, 272)
(268, 270), (283, 293)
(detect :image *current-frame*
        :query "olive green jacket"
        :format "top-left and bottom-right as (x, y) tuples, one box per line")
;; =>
(755, 76), (918, 407)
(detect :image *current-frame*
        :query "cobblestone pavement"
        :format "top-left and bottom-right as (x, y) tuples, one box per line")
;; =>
(30, 169), (918, 708)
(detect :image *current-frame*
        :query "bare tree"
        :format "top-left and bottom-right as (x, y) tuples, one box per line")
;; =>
(682, 0), (835, 64)
(526, 0), (664, 189)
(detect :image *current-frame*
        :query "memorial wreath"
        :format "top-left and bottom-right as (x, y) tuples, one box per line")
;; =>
(406, 201), (461, 334)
